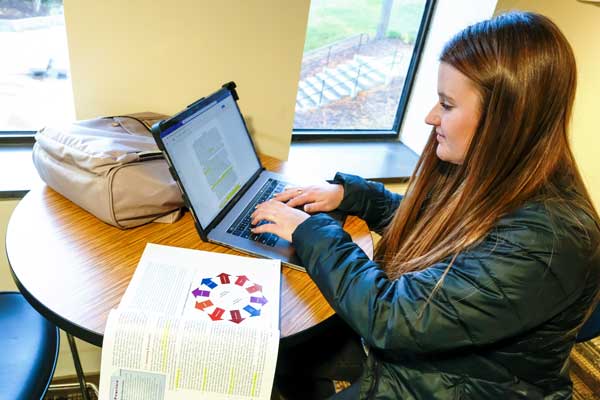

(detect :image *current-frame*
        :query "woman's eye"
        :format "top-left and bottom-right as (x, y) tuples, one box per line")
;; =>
(440, 102), (453, 110)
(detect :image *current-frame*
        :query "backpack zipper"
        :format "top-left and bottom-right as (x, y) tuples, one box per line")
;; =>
(137, 151), (164, 161)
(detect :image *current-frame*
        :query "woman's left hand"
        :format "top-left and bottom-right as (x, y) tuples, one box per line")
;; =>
(250, 199), (310, 242)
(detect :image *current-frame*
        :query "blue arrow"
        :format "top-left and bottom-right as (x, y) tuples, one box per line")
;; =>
(201, 278), (217, 289)
(244, 305), (261, 317)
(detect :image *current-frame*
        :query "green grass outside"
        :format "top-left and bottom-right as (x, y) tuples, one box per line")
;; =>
(304, 0), (427, 52)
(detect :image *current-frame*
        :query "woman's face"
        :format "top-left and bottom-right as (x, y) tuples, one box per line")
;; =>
(425, 62), (481, 165)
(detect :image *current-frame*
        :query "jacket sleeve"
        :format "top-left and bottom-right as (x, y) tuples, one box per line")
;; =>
(292, 207), (593, 355)
(331, 172), (402, 234)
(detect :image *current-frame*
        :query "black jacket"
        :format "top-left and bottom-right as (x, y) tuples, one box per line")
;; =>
(292, 173), (600, 399)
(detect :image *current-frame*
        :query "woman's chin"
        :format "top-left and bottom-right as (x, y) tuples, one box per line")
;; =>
(436, 145), (448, 162)
(436, 146), (462, 165)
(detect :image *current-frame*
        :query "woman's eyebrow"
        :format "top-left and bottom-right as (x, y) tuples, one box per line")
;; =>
(438, 92), (456, 103)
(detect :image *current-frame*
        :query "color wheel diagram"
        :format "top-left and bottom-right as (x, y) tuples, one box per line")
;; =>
(191, 273), (268, 324)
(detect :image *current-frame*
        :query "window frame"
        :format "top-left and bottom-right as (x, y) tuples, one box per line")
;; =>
(0, 132), (36, 145)
(292, 0), (437, 141)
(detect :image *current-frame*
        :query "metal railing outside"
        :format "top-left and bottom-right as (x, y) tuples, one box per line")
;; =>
(297, 41), (410, 111)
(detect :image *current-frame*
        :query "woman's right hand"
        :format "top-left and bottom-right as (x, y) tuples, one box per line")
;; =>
(272, 182), (344, 213)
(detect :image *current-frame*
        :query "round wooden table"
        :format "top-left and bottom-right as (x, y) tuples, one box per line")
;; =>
(6, 155), (373, 347)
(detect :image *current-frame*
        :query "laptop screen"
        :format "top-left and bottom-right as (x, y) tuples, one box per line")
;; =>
(159, 89), (261, 227)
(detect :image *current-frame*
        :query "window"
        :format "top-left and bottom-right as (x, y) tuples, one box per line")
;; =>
(293, 0), (435, 139)
(0, 0), (74, 140)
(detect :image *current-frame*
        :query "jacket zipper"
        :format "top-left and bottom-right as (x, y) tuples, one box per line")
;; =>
(365, 359), (380, 399)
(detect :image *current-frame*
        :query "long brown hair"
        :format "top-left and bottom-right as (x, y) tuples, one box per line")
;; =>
(376, 12), (598, 280)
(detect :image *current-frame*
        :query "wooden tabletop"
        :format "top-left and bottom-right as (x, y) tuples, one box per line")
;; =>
(6, 155), (373, 347)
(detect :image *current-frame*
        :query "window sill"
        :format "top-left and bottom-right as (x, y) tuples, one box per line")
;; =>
(287, 140), (417, 183)
(0, 141), (418, 198)
(0, 145), (42, 199)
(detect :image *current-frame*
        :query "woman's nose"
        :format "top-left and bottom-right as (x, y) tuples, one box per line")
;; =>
(425, 104), (440, 126)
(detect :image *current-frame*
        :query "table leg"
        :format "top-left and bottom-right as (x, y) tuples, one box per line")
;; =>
(66, 333), (91, 400)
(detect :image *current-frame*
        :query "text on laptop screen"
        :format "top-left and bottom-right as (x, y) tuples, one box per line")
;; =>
(160, 90), (261, 227)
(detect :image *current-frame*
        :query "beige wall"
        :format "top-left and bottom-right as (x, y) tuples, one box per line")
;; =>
(63, 0), (310, 160)
(494, 0), (600, 208)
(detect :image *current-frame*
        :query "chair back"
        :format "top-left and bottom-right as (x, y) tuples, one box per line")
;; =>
(0, 292), (60, 400)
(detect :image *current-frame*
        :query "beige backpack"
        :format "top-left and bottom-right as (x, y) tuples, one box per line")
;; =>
(32, 113), (184, 229)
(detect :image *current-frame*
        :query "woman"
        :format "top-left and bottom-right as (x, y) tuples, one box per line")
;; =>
(252, 11), (600, 399)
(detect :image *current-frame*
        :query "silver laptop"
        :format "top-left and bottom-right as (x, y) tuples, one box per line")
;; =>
(151, 82), (344, 271)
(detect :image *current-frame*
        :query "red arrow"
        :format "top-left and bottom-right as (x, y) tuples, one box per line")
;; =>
(230, 309), (245, 324)
(246, 283), (263, 294)
(209, 307), (225, 321)
(195, 300), (213, 311)
(235, 275), (250, 286)
(217, 273), (231, 284)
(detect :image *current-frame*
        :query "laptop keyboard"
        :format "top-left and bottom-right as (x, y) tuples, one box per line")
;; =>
(227, 178), (287, 247)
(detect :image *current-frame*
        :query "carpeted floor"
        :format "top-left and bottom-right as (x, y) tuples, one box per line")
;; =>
(571, 337), (600, 399)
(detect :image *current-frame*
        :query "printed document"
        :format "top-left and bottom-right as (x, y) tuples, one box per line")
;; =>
(98, 243), (281, 400)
